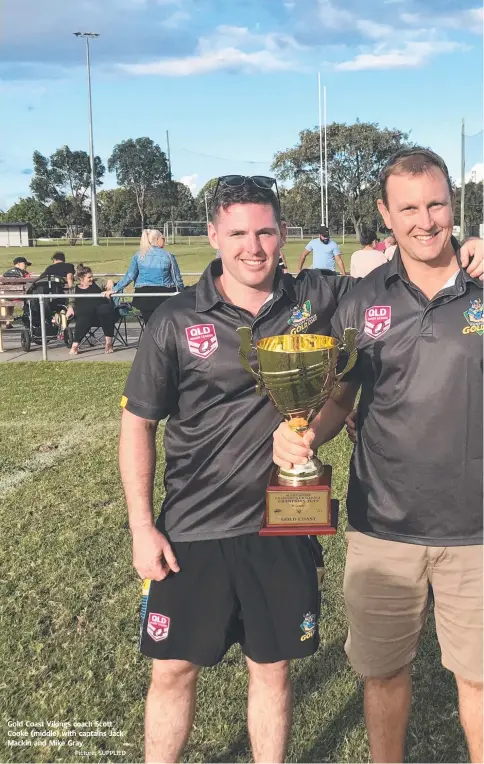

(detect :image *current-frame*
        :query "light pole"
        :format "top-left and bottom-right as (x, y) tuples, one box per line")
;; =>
(74, 32), (100, 246)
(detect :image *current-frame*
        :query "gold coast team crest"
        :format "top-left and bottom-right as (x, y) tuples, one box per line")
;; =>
(288, 300), (317, 334)
(463, 298), (484, 335)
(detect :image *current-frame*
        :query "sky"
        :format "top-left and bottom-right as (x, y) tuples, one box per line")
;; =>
(0, 0), (483, 211)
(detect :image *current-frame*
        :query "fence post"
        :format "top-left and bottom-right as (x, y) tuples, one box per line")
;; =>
(39, 296), (48, 361)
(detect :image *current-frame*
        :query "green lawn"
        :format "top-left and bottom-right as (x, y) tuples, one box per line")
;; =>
(0, 365), (467, 763)
(0, 237), (359, 287)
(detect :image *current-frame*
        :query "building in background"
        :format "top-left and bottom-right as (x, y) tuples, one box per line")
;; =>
(0, 222), (33, 247)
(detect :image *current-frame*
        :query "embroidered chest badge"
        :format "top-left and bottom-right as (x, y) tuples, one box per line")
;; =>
(288, 300), (317, 334)
(463, 298), (484, 335)
(185, 323), (219, 359)
(364, 305), (391, 339)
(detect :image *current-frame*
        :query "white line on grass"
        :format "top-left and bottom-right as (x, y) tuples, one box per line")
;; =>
(0, 421), (119, 500)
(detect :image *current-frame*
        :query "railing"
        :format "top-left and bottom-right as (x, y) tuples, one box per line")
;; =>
(0, 291), (174, 362)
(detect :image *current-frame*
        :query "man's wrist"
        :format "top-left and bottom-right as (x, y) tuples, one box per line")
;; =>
(130, 518), (155, 534)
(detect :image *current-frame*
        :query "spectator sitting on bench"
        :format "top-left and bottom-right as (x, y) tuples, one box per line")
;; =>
(2, 257), (32, 328)
(3, 256), (32, 279)
(66, 264), (116, 355)
(40, 251), (75, 288)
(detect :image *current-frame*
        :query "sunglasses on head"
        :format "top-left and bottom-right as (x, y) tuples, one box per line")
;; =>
(213, 175), (280, 202)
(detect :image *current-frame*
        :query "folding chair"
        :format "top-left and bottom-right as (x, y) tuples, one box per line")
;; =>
(78, 325), (104, 349)
(113, 308), (129, 348)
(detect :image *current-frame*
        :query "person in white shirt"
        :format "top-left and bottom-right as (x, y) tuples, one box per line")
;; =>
(350, 227), (393, 278)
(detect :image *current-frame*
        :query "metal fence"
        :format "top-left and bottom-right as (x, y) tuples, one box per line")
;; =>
(0, 291), (179, 361)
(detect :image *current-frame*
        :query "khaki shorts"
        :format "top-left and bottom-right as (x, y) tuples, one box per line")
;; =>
(344, 531), (483, 682)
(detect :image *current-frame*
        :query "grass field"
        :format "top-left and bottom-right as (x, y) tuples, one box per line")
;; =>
(0, 237), (359, 287)
(0, 365), (468, 763)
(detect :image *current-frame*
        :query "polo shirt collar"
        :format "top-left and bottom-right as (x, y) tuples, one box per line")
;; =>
(195, 258), (297, 313)
(384, 236), (481, 290)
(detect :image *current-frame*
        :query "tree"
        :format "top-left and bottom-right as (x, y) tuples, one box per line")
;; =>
(455, 181), (483, 232)
(1, 197), (54, 238)
(272, 122), (411, 239)
(195, 178), (218, 220)
(30, 145), (105, 237)
(108, 138), (170, 229)
(146, 181), (197, 226)
(97, 188), (140, 237)
(280, 179), (321, 229)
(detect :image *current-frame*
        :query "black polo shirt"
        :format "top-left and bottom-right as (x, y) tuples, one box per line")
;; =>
(123, 260), (355, 541)
(331, 246), (483, 546)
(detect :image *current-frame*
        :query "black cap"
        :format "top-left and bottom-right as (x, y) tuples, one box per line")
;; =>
(13, 256), (32, 267)
(319, 226), (329, 237)
(52, 251), (65, 262)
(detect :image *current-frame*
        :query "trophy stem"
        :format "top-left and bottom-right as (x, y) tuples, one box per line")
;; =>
(277, 455), (325, 486)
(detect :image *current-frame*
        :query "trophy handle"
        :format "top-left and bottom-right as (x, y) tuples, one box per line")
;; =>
(236, 327), (263, 394)
(335, 327), (358, 381)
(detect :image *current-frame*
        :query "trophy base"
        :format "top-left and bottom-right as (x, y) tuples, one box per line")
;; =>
(261, 465), (337, 536)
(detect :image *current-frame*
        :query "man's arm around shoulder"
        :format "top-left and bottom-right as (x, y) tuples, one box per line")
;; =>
(120, 409), (179, 581)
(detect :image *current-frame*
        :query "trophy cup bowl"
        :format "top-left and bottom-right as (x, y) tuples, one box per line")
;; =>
(237, 327), (357, 535)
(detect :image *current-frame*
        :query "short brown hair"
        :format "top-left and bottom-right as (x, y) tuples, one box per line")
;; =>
(211, 183), (281, 226)
(379, 147), (454, 207)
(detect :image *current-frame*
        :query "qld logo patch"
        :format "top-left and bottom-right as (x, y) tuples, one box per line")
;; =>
(185, 323), (218, 359)
(364, 305), (391, 339)
(147, 612), (171, 642)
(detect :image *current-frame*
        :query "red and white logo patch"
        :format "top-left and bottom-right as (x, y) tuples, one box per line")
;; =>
(185, 323), (218, 359)
(364, 306), (392, 339)
(147, 612), (170, 642)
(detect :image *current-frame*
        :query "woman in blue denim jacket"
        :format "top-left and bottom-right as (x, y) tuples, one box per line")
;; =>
(105, 229), (184, 323)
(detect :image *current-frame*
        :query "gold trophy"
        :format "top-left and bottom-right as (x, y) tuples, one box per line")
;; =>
(237, 328), (357, 535)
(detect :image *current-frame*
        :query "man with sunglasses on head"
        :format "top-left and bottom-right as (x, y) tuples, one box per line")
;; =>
(118, 172), (484, 764)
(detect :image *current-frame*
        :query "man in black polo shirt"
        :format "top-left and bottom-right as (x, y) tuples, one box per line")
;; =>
(120, 173), (483, 763)
(39, 251), (75, 288)
(119, 177), (358, 762)
(273, 148), (483, 763)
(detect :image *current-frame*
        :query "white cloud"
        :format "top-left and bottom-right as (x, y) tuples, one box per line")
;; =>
(436, 7), (483, 34)
(316, 0), (354, 29)
(401, 7), (482, 35)
(160, 10), (191, 28)
(179, 174), (198, 192)
(335, 40), (467, 71)
(121, 47), (298, 75)
(119, 24), (304, 76)
(356, 20), (394, 39)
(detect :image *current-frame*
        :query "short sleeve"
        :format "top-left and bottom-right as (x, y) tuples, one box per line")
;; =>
(122, 325), (179, 421)
(66, 264), (75, 275)
(332, 242), (341, 255)
(305, 240), (314, 252)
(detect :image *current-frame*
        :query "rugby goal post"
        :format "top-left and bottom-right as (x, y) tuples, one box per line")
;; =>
(163, 221), (208, 243)
(285, 226), (303, 239)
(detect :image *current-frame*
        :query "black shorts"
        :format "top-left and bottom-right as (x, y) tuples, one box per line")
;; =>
(139, 534), (322, 666)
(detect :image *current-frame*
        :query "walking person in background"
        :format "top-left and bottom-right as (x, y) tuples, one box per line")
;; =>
(350, 227), (391, 278)
(104, 229), (184, 324)
(298, 225), (346, 275)
(67, 264), (116, 355)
